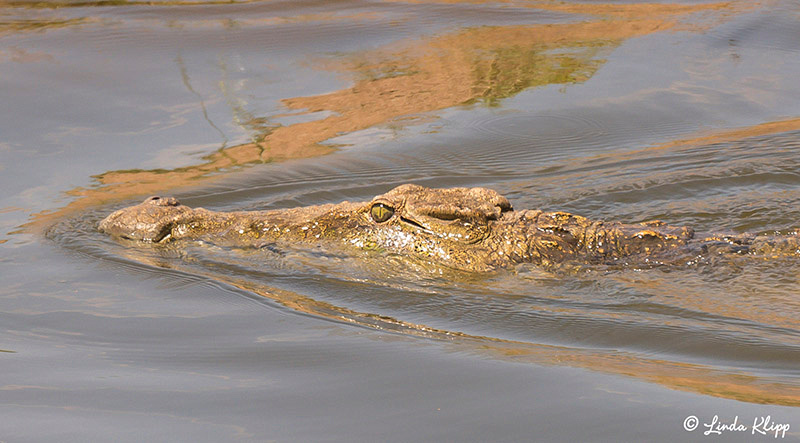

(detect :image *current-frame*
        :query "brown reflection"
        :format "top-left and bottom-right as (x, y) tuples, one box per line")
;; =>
(142, 253), (800, 406)
(474, 340), (800, 406)
(281, 293), (800, 406)
(0, 17), (96, 36)
(649, 117), (800, 153)
(25, 2), (739, 232)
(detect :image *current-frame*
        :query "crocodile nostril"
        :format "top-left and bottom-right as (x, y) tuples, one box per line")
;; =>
(143, 195), (182, 207)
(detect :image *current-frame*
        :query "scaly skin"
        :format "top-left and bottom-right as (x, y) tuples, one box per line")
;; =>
(98, 184), (800, 272)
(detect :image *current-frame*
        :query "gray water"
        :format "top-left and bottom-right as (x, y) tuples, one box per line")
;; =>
(2, 0), (800, 441)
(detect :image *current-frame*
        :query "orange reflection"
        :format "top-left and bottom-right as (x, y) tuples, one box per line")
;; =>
(0, 17), (97, 37)
(651, 117), (800, 152)
(475, 340), (800, 406)
(137, 254), (800, 407)
(24, 1), (742, 232)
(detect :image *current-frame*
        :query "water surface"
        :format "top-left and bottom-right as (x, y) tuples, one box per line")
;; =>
(3, 0), (800, 440)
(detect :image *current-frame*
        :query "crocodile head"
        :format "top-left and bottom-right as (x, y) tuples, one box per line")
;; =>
(99, 185), (517, 271)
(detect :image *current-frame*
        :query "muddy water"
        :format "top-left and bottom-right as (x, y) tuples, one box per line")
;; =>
(3, 0), (800, 441)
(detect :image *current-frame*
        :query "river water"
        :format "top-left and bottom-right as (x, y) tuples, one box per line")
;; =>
(2, 0), (800, 441)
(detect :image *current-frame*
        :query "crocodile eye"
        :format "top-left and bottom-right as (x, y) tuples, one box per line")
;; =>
(370, 203), (394, 223)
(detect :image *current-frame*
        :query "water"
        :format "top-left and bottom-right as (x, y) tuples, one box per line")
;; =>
(3, 0), (800, 440)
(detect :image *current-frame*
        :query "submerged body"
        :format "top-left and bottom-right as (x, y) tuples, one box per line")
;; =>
(99, 184), (799, 272)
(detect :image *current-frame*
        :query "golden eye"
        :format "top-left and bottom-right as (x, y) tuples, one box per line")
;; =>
(370, 203), (394, 223)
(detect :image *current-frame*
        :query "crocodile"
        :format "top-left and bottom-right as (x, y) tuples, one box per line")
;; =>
(98, 184), (800, 272)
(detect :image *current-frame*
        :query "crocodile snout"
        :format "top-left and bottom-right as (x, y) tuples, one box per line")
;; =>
(98, 196), (189, 242)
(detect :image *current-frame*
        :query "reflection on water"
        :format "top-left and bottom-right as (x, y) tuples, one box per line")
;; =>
(0, 17), (92, 35)
(23, 0), (739, 230)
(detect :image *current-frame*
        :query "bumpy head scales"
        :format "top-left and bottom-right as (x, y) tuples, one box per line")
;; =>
(366, 184), (513, 244)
